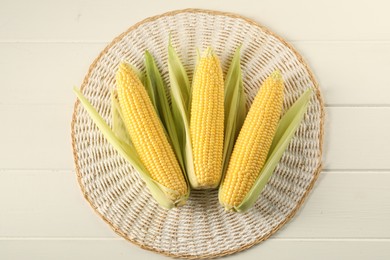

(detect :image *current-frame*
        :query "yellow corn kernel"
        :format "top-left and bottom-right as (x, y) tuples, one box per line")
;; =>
(190, 48), (224, 189)
(219, 70), (284, 209)
(116, 62), (188, 199)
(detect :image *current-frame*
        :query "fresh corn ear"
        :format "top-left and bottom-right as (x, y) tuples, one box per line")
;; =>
(219, 70), (284, 210)
(235, 88), (313, 212)
(189, 48), (225, 189)
(144, 51), (184, 171)
(115, 62), (188, 203)
(74, 87), (187, 209)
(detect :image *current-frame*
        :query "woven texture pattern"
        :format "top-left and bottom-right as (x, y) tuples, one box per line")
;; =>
(71, 9), (324, 259)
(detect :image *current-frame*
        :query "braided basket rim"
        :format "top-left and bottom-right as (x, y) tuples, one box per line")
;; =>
(71, 8), (325, 259)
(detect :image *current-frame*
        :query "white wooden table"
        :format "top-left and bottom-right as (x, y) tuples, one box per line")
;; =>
(1, 0), (390, 259)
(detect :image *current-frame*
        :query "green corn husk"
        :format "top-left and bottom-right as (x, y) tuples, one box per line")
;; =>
(111, 90), (132, 147)
(74, 87), (189, 209)
(167, 42), (197, 187)
(268, 88), (312, 156)
(222, 46), (247, 177)
(144, 51), (184, 171)
(234, 88), (313, 212)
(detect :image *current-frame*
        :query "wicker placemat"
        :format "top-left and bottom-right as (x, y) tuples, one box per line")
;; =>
(71, 9), (324, 259)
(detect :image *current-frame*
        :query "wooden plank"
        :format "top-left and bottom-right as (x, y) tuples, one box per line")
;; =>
(274, 171), (390, 238)
(0, 170), (115, 238)
(293, 41), (390, 106)
(323, 107), (390, 170)
(0, 104), (74, 170)
(0, 171), (389, 238)
(1, 42), (390, 106)
(1, 105), (389, 170)
(1, 239), (390, 260)
(0, 43), (105, 105)
(1, 0), (390, 41)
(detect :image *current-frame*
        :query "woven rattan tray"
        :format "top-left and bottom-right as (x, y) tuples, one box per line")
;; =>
(71, 9), (324, 259)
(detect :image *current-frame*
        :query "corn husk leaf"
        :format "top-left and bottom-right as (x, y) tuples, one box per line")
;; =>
(222, 46), (247, 176)
(168, 42), (197, 187)
(74, 87), (188, 209)
(111, 90), (132, 147)
(144, 73), (157, 109)
(168, 42), (191, 142)
(268, 88), (313, 155)
(235, 88), (313, 212)
(144, 51), (184, 171)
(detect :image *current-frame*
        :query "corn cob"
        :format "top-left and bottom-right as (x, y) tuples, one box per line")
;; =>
(116, 62), (188, 201)
(219, 70), (284, 209)
(190, 48), (224, 189)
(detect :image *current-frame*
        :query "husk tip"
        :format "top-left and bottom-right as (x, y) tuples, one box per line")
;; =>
(271, 69), (283, 81)
(144, 49), (151, 56)
(73, 86), (80, 94)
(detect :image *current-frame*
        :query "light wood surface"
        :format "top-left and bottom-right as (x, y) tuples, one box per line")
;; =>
(1, 0), (389, 259)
